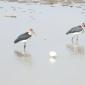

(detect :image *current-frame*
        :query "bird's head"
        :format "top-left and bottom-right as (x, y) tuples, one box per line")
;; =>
(81, 22), (85, 29)
(28, 28), (36, 35)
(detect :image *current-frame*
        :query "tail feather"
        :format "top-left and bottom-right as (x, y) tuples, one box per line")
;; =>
(66, 31), (69, 35)
(14, 39), (20, 44)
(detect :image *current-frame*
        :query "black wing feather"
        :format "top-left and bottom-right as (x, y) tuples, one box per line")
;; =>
(14, 32), (31, 43)
(66, 25), (83, 35)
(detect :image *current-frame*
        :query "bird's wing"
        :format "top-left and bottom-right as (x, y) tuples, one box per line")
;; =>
(14, 32), (31, 43)
(17, 32), (29, 40)
(66, 25), (82, 34)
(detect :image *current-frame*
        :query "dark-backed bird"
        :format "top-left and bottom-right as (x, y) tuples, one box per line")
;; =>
(14, 28), (35, 52)
(66, 23), (85, 43)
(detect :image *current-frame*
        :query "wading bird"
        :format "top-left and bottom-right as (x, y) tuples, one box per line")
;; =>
(66, 23), (85, 43)
(14, 28), (35, 52)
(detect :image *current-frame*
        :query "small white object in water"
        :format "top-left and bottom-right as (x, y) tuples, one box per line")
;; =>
(49, 51), (57, 57)
(49, 51), (57, 64)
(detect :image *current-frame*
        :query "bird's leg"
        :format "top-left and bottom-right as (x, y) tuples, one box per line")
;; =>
(76, 35), (79, 41)
(72, 36), (74, 43)
(24, 42), (26, 53)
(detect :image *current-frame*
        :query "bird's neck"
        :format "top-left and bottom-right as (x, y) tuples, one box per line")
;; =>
(81, 26), (85, 32)
(28, 31), (32, 35)
(81, 25), (85, 29)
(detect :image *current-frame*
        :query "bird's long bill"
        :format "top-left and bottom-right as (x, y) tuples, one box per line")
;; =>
(32, 31), (36, 36)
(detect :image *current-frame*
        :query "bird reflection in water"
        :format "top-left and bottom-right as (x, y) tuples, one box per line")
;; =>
(49, 56), (56, 64)
(66, 42), (85, 56)
(14, 50), (32, 65)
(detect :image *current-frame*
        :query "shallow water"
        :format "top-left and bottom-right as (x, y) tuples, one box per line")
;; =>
(0, 1), (85, 85)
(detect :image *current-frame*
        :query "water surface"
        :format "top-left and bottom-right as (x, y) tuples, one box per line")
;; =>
(0, 1), (85, 85)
